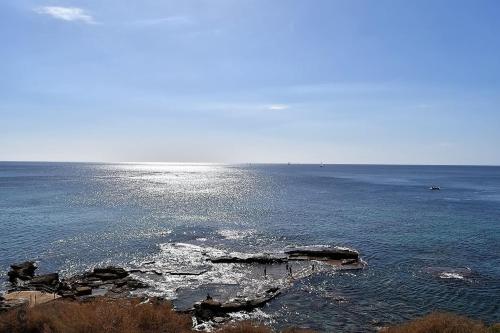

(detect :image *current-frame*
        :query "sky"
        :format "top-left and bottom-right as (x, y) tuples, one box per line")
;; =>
(1, 0), (499, 164)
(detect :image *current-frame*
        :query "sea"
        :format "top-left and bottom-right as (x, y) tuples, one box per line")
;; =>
(0, 162), (499, 331)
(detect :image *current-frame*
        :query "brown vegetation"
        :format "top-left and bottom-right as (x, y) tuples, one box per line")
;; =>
(1, 297), (499, 333)
(0, 297), (316, 333)
(384, 312), (500, 333)
(0, 297), (191, 333)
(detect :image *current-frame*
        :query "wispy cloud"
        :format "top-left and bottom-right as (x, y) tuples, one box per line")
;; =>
(268, 104), (289, 110)
(132, 16), (193, 27)
(34, 6), (96, 24)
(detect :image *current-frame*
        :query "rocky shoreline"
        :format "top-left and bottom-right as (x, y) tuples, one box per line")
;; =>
(1, 245), (365, 328)
(1, 262), (149, 310)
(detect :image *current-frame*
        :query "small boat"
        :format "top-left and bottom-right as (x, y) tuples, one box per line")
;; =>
(429, 186), (441, 191)
(320, 162), (324, 168)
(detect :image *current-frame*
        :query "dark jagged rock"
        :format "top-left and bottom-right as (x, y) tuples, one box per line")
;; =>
(112, 277), (130, 287)
(29, 273), (59, 288)
(58, 278), (146, 298)
(8, 261), (59, 292)
(194, 299), (222, 321)
(75, 286), (92, 296)
(7, 261), (147, 299)
(193, 288), (280, 321)
(341, 258), (358, 265)
(208, 246), (363, 268)
(285, 246), (359, 261)
(92, 273), (117, 281)
(209, 254), (287, 264)
(60, 271), (147, 298)
(129, 268), (163, 275)
(8, 261), (37, 283)
(91, 266), (128, 280)
(107, 285), (130, 298)
(126, 279), (148, 289)
(169, 270), (208, 276)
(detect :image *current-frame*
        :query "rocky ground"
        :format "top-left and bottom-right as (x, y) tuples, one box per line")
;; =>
(1, 245), (365, 328)
(1, 262), (148, 311)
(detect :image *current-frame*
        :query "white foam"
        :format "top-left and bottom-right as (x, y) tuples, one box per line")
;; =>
(228, 308), (271, 321)
(424, 266), (471, 281)
(130, 243), (250, 298)
(439, 272), (465, 280)
(131, 242), (319, 301)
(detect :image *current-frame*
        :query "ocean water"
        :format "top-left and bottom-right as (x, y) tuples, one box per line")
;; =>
(0, 162), (499, 331)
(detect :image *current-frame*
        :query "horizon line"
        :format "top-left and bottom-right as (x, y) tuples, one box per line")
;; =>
(0, 160), (499, 167)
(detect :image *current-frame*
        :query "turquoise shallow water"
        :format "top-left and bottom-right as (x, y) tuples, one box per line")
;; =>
(0, 162), (499, 331)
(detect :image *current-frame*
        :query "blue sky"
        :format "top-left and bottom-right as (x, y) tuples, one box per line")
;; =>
(1, 0), (499, 164)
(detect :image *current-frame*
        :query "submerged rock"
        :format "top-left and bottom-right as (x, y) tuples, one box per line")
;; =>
(423, 267), (472, 281)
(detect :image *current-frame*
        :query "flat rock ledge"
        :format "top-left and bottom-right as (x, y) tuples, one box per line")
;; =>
(192, 287), (281, 324)
(1, 262), (148, 312)
(209, 245), (365, 269)
(209, 254), (288, 264)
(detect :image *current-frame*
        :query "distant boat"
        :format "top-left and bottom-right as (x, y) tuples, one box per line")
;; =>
(320, 162), (324, 168)
(429, 186), (441, 191)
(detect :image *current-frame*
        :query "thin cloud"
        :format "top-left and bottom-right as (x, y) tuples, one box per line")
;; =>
(34, 6), (96, 24)
(268, 104), (289, 110)
(132, 16), (193, 27)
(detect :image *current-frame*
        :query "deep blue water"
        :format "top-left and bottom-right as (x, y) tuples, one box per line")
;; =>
(1, 162), (499, 331)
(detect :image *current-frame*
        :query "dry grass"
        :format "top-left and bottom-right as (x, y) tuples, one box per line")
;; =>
(0, 298), (315, 333)
(1, 299), (499, 333)
(385, 312), (500, 333)
(0, 297), (192, 333)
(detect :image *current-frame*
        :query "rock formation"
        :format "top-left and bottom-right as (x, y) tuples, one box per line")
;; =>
(193, 287), (281, 322)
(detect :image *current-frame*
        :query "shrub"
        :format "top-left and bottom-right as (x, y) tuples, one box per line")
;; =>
(385, 312), (498, 333)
